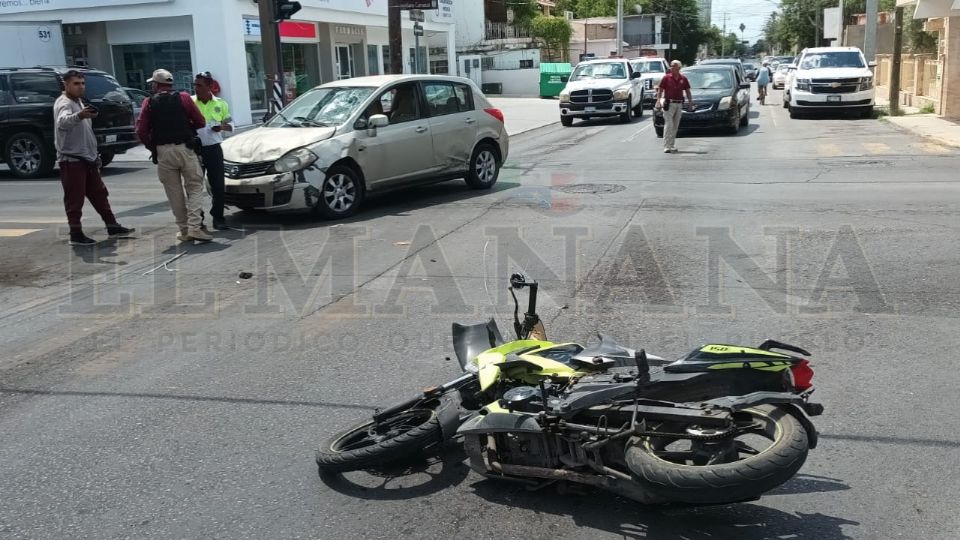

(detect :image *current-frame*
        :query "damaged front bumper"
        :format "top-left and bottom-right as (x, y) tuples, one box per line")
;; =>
(224, 168), (324, 212)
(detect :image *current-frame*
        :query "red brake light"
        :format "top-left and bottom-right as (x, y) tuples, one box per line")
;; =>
(789, 360), (814, 392)
(484, 108), (504, 123)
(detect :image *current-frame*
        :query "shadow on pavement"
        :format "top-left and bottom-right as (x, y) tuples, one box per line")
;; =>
(469, 477), (860, 539)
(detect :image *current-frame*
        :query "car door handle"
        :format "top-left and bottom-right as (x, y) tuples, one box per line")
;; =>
(415, 126), (428, 133)
(465, 118), (476, 124)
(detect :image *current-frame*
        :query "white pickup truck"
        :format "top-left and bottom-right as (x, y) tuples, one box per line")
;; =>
(558, 58), (646, 126)
(787, 46), (876, 119)
(630, 57), (669, 107)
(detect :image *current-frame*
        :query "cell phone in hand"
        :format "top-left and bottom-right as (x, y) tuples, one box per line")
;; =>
(212, 125), (222, 132)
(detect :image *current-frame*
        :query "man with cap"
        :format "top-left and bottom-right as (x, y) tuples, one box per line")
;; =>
(192, 71), (233, 230)
(136, 69), (211, 242)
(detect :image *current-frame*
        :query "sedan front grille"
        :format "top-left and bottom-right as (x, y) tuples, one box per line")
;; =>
(224, 192), (266, 208)
(225, 161), (273, 179)
(570, 89), (614, 104)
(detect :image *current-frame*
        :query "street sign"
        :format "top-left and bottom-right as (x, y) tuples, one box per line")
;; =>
(409, 9), (424, 22)
(413, 23), (424, 37)
(390, 0), (438, 9)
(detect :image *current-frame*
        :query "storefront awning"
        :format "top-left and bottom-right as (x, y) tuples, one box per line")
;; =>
(912, 0), (960, 18)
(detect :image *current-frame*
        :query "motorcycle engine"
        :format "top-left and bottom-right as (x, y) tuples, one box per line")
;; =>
(494, 432), (554, 468)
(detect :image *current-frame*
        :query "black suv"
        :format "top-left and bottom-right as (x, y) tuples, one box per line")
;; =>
(0, 66), (139, 179)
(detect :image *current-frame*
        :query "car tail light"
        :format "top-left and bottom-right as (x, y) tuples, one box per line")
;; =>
(484, 108), (504, 123)
(789, 360), (814, 392)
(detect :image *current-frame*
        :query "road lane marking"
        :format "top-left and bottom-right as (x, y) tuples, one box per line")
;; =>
(862, 142), (892, 154)
(0, 229), (42, 237)
(817, 144), (843, 157)
(624, 123), (653, 142)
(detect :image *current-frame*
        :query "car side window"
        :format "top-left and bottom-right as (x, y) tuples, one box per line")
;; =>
(423, 82), (458, 117)
(0, 76), (12, 106)
(371, 82), (420, 124)
(10, 73), (61, 104)
(452, 84), (473, 112)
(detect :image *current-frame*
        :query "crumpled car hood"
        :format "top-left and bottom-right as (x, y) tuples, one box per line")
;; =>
(222, 127), (336, 162)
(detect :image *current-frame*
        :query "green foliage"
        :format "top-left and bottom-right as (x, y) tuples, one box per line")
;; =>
(531, 15), (574, 60)
(919, 103), (936, 114)
(509, 0), (541, 25)
(905, 17), (938, 54)
(705, 26), (748, 57)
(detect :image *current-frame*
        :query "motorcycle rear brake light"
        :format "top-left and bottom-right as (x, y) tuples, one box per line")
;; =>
(790, 359), (814, 392)
(484, 108), (504, 123)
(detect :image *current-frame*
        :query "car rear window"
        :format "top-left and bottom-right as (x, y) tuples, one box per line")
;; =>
(83, 73), (130, 102)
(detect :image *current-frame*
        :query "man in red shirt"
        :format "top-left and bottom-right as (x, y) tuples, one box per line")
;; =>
(136, 69), (211, 242)
(654, 60), (695, 153)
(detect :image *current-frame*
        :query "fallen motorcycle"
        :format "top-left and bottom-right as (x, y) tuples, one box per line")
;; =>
(316, 275), (824, 505)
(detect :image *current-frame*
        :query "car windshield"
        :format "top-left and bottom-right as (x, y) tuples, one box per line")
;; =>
(84, 73), (130, 102)
(743, 64), (756, 70)
(800, 52), (865, 69)
(633, 61), (665, 73)
(266, 86), (376, 128)
(684, 70), (733, 90)
(571, 62), (627, 80)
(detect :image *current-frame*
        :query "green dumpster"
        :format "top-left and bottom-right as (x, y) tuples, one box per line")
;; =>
(539, 63), (572, 98)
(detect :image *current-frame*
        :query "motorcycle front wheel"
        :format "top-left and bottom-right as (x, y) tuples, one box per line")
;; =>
(316, 408), (442, 473)
(625, 405), (809, 504)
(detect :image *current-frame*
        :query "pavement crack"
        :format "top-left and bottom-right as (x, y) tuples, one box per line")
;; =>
(806, 167), (832, 183)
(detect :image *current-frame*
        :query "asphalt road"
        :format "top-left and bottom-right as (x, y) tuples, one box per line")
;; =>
(2, 92), (960, 539)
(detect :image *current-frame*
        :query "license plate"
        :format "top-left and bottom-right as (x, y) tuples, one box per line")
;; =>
(105, 134), (117, 143)
(584, 106), (596, 112)
(827, 95), (841, 103)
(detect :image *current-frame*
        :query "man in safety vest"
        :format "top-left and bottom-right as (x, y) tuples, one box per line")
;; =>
(192, 71), (233, 230)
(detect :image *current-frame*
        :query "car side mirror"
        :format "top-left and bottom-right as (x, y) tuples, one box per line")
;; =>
(740, 83), (751, 90)
(868, 61), (878, 69)
(630, 71), (643, 79)
(560, 76), (569, 83)
(365, 114), (389, 137)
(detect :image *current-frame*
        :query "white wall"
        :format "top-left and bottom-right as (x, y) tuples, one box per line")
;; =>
(482, 68), (540, 96)
(453, 0), (485, 48)
(106, 16), (193, 45)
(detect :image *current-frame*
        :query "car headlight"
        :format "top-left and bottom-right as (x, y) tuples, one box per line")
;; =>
(795, 78), (812, 91)
(273, 147), (318, 173)
(859, 76), (874, 91)
(717, 96), (733, 111)
(613, 87), (631, 100)
(559, 91), (570, 102)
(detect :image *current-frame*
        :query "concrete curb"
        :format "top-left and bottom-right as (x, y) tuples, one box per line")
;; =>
(882, 114), (960, 149)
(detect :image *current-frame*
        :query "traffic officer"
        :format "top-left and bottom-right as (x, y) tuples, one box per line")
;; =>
(136, 68), (211, 242)
(192, 71), (233, 230)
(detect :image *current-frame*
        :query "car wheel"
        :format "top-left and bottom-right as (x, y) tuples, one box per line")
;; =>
(633, 101), (644, 118)
(619, 104), (632, 123)
(465, 143), (500, 190)
(99, 150), (115, 168)
(314, 165), (364, 220)
(740, 107), (749, 126)
(783, 96), (790, 109)
(789, 106), (799, 119)
(861, 107), (874, 119)
(4, 132), (53, 179)
(561, 116), (573, 127)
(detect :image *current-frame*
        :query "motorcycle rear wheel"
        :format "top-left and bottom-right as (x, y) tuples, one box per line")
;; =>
(316, 408), (441, 473)
(625, 405), (808, 504)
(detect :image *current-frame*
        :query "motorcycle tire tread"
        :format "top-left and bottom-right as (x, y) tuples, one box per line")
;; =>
(624, 405), (809, 505)
(316, 410), (443, 473)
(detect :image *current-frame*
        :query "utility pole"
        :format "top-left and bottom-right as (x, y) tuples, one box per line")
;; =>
(864, 0), (878, 62)
(257, 0), (283, 118)
(389, 2), (403, 74)
(839, 0), (845, 44)
(616, 0), (624, 57)
(889, 6), (904, 115)
(721, 12), (728, 57)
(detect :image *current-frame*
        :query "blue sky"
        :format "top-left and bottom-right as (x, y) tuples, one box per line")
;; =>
(712, 0), (783, 44)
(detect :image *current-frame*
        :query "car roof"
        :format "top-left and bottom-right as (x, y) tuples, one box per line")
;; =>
(700, 59), (742, 64)
(801, 47), (862, 54)
(629, 57), (666, 62)
(685, 65), (736, 72)
(0, 66), (112, 76)
(317, 74), (476, 89)
(577, 58), (629, 65)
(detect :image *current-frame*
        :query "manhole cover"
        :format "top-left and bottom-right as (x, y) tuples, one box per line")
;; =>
(552, 183), (626, 194)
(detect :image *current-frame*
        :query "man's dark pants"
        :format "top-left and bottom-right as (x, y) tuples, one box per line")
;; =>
(59, 160), (117, 233)
(200, 143), (225, 221)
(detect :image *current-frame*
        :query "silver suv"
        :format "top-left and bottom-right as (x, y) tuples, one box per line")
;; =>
(221, 75), (508, 219)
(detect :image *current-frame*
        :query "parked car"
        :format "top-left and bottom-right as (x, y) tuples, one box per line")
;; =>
(629, 57), (669, 106)
(696, 58), (748, 86)
(743, 63), (759, 81)
(653, 65), (751, 136)
(787, 46), (875, 118)
(772, 64), (795, 89)
(220, 75), (507, 218)
(0, 66), (139, 178)
(123, 87), (150, 125)
(558, 58), (646, 126)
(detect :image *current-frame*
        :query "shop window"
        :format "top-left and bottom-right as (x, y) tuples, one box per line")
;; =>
(245, 42), (320, 111)
(408, 47), (428, 74)
(367, 45), (380, 76)
(429, 61), (449, 75)
(382, 45), (392, 74)
(519, 59), (534, 69)
(112, 41), (192, 92)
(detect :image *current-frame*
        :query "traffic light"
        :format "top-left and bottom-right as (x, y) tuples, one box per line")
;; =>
(274, 0), (301, 21)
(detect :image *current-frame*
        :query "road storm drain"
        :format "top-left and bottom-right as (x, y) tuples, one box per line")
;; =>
(551, 183), (626, 195)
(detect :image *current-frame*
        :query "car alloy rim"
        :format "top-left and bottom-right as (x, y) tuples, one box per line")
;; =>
(476, 150), (496, 183)
(323, 173), (356, 212)
(10, 138), (41, 174)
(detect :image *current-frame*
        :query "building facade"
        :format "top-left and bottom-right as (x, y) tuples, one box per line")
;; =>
(0, 0), (457, 126)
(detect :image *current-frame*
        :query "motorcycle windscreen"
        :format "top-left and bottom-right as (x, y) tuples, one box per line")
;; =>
(452, 319), (505, 372)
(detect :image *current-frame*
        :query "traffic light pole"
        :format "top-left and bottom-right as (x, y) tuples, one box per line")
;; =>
(389, 4), (403, 74)
(257, 0), (283, 118)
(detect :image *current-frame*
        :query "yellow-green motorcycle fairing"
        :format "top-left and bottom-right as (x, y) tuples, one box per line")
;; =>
(474, 340), (588, 392)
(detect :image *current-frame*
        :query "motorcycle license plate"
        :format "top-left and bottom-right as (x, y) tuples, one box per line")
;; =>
(105, 134), (117, 143)
(584, 106), (596, 112)
(827, 95), (841, 103)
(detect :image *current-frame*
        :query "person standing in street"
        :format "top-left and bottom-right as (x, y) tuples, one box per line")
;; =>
(54, 70), (134, 245)
(192, 72), (233, 230)
(654, 60), (695, 154)
(136, 69), (211, 242)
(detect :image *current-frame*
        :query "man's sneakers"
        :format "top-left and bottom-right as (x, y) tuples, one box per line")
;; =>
(663, 147), (678, 154)
(107, 224), (135, 237)
(178, 227), (213, 243)
(69, 232), (96, 246)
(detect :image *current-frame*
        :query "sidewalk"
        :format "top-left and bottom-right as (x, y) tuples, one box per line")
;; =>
(883, 114), (960, 148)
(116, 98), (558, 162)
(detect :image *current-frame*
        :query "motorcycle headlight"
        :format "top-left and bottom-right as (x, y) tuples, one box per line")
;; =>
(717, 96), (733, 111)
(559, 90), (570, 102)
(859, 76), (874, 91)
(613, 87), (631, 100)
(795, 78), (812, 92)
(273, 147), (318, 173)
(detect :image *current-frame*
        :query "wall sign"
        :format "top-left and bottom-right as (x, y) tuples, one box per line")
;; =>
(0, 0), (170, 14)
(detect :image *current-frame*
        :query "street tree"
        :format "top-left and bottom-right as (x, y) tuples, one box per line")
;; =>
(531, 15), (575, 61)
